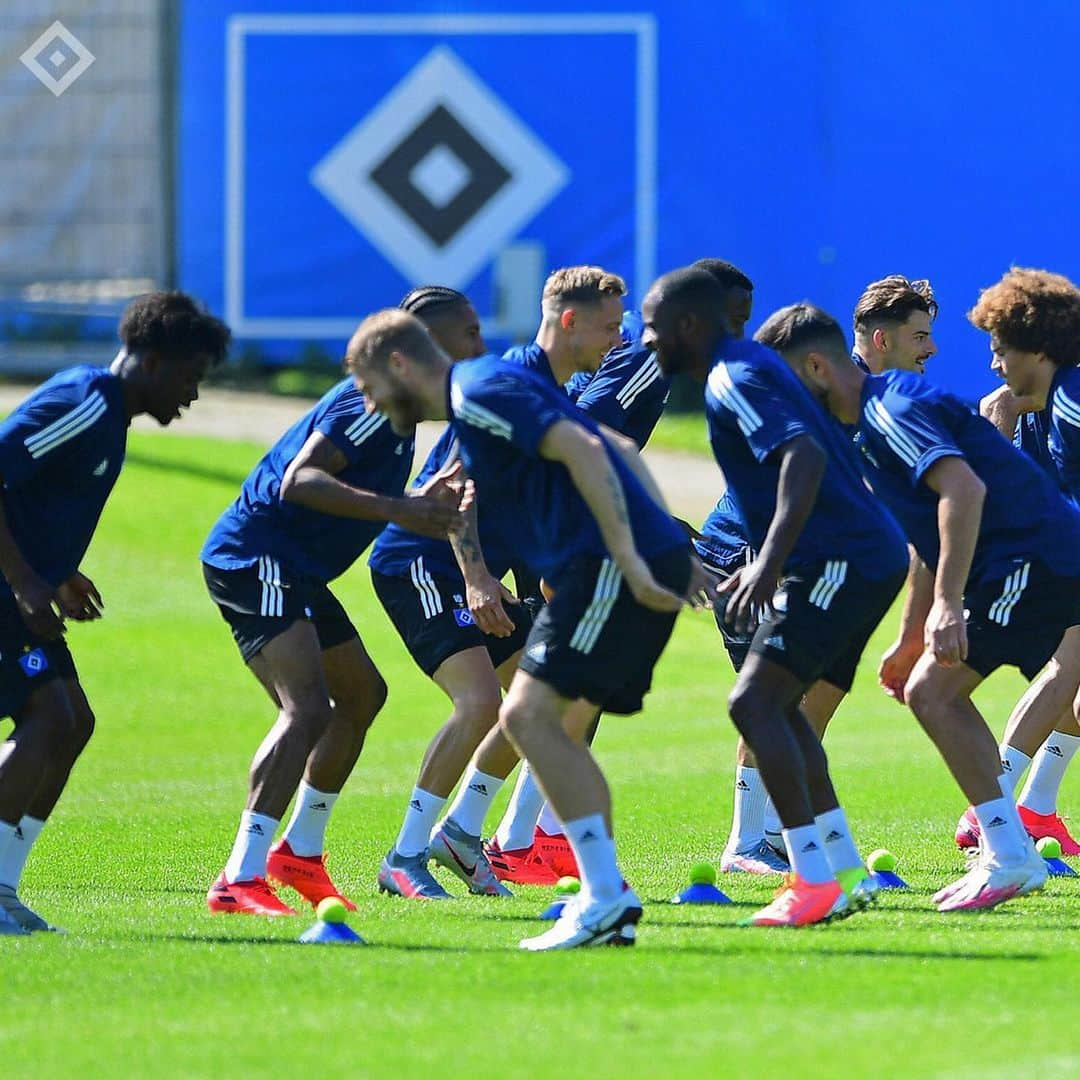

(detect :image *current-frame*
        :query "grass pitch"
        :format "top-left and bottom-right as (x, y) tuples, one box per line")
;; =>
(3, 429), (1080, 1079)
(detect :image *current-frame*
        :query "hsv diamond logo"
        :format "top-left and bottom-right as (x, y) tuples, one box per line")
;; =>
(20, 21), (95, 97)
(311, 46), (569, 288)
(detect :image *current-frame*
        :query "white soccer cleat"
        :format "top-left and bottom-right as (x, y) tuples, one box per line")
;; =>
(720, 840), (789, 875)
(519, 886), (642, 952)
(935, 847), (1046, 913)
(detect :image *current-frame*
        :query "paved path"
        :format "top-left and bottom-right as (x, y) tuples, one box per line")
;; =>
(0, 383), (721, 521)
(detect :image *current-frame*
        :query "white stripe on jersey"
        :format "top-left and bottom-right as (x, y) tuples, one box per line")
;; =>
(24, 391), (108, 459)
(707, 363), (763, 437)
(864, 398), (922, 467)
(1053, 386), (1080, 429)
(409, 557), (443, 620)
(615, 356), (662, 410)
(454, 400), (514, 441)
(808, 560), (848, 611)
(569, 560), (622, 654)
(343, 411), (388, 446)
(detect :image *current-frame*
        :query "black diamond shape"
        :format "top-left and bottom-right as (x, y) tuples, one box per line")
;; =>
(38, 37), (79, 75)
(369, 105), (512, 248)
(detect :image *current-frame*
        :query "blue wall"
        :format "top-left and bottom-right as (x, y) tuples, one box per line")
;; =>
(180, 0), (1080, 399)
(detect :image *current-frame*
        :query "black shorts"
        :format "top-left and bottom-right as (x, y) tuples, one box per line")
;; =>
(371, 564), (533, 677)
(519, 545), (692, 715)
(203, 561), (357, 663)
(748, 561), (905, 692)
(703, 556), (755, 673)
(0, 592), (78, 719)
(964, 560), (1080, 680)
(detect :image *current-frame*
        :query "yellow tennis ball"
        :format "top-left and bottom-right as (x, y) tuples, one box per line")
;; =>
(689, 861), (716, 886)
(316, 896), (348, 924)
(866, 848), (897, 873)
(555, 875), (581, 895)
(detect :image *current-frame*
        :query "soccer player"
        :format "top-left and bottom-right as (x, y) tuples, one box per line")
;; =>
(489, 260), (749, 882)
(643, 270), (905, 926)
(783, 302), (1079, 910)
(372, 268), (627, 898)
(202, 309), (465, 916)
(719, 274), (940, 872)
(349, 308), (700, 950)
(954, 268), (1080, 853)
(0, 291), (229, 934)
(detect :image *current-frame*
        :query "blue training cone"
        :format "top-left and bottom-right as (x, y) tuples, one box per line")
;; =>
(539, 898), (568, 920)
(299, 919), (366, 945)
(671, 882), (732, 905)
(1044, 856), (1077, 878)
(870, 870), (909, 890)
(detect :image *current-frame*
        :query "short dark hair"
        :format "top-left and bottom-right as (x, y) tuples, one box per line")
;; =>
(755, 303), (848, 357)
(968, 267), (1080, 367)
(119, 291), (230, 365)
(651, 265), (731, 316)
(399, 285), (472, 320)
(853, 276), (938, 332)
(345, 309), (443, 374)
(691, 258), (754, 293)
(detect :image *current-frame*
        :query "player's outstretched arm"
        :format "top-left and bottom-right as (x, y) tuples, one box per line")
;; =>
(879, 550), (931, 702)
(0, 488), (64, 639)
(595, 423), (670, 513)
(539, 419), (683, 612)
(921, 456), (986, 666)
(720, 435), (825, 634)
(280, 431), (464, 539)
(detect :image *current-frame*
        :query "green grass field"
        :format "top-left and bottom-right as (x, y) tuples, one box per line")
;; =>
(3, 428), (1080, 1079)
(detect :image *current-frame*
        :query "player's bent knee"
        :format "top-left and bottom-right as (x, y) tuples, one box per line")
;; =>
(67, 700), (96, 755)
(727, 684), (767, 736)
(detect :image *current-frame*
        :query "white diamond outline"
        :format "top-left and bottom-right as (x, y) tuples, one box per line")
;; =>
(20, 20), (95, 98)
(309, 45), (569, 290)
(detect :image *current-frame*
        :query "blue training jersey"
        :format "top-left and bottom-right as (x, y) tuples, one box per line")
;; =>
(696, 490), (752, 571)
(705, 339), (908, 579)
(0, 366), (127, 597)
(856, 370), (1080, 582)
(448, 357), (686, 588)
(1047, 363), (1080, 502)
(202, 378), (413, 583)
(502, 341), (555, 383)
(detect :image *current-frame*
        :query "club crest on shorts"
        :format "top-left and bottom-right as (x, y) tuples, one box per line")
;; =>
(453, 607), (475, 627)
(19, 648), (48, 676)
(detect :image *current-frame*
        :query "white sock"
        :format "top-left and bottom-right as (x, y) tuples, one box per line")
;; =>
(224, 810), (279, 883)
(396, 787), (445, 858)
(1019, 732), (1080, 815)
(974, 794), (1028, 864)
(280, 782), (338, 857)
(537, 800), (564, 836)
(494, 765), (545, 851)
(763, 797), (783, 849)
(815, 806), (862, 872)
(999, 744), (1032, 792)
(0, 821), (17, 884)
(563, 813), (623, 905)
(444, 769), (504, 836)
(782, 823), (833, 884)
(724, 765), (767, 853)
(0, 816), (44, 890)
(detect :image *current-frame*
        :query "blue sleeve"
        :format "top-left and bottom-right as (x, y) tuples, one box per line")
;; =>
(1051, 380), (1080, 495)
(451, 372), (567, 457)
(0, 382), (108, 486)
(573, 353), (666, 444)
(864, 391), (963, 484)
(707, 361), (809, 463)
(315, 385), (386, 465)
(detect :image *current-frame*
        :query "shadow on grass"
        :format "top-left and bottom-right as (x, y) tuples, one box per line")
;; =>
(154, 932), (507, 953)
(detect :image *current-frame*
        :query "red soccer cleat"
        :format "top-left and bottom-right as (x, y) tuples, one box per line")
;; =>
(533, 826), (580, 879)
(743, 874), (845, 927)
(955, 806), (981, 850)
(1018, 806), (1080, 855)
(483, 837), (559, 886)
(206, 873), (298, 916)
(266, 839), (357, 910)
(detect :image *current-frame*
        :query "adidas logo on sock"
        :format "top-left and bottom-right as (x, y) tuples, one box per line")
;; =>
(987, 815), (1007, 828)
(801, 841), (819, 853)
(824, 830), (843, 842)
(469, 783), (488, 795)
(736, 779), (750, 791)
(1049, 745), (1064, 757)
(579, 830), (598, 842)
(409, 799), (423, 812)
(310, 801), (329, 811)
(246, 822), (265, 835)
(1001, 760), (1013, 772)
